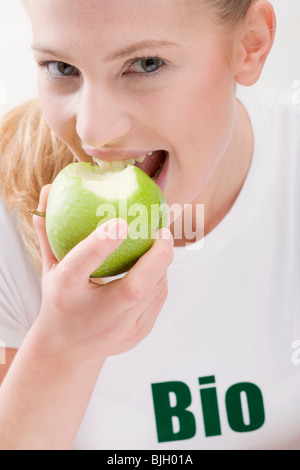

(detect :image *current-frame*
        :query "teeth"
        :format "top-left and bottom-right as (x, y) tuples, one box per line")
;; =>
(98, 160), (111, 172)
(111, 160), (126, 171)
(135, 155), (146, 163)
(124, 158), (136, 165)
(92, 152), (153, 173)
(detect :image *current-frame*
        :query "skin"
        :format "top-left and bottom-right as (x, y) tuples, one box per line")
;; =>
(0, 0), (276, 449)
(27, 0), (261, 242)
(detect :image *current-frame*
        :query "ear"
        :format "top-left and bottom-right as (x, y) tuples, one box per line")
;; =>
(233, 0), (276, 86)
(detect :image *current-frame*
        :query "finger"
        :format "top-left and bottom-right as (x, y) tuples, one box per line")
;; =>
(32, 184), (58, 273)
(128, 273), (168, 324)
(108, 227), (174, 310)
(134, 274), (168, 340)
(55, 218), (129, 286)
(99, 273), (167, 349)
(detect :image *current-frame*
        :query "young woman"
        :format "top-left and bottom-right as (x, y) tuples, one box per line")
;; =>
(0, 0), (299, 450)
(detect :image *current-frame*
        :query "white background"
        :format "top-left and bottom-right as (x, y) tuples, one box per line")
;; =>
(0, 0), (300, 117)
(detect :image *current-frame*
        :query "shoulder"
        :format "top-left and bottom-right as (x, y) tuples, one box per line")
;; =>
(238, 85), (300, 122)
(238, 85), (300, 151)
(237, 86), (300, 202)
(0, 196), (25, 257)
(0, 196), (41, 348)
(238, 85), (296, 106)
(0, 196), (40, 288)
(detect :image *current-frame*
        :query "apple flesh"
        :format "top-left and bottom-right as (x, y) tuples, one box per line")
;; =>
(45, 162), (168, 278)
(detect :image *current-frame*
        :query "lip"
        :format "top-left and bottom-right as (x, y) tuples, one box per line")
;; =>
(82, 146), (155, 161)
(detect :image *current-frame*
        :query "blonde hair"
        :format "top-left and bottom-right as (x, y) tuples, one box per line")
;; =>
(209, 0), (257, 26)
(0, 100), (75, 275)
(0, 0), (255, 276)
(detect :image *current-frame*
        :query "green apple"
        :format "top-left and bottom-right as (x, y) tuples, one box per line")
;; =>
(45, 162), (168, 278)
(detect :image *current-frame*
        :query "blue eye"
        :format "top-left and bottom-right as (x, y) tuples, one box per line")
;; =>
(125, 56), (165, 75)
(39, 61), (79, 77)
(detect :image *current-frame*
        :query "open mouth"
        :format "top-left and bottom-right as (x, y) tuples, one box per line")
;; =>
(91, 150), (167, 183)
(134, 150), (167, 182)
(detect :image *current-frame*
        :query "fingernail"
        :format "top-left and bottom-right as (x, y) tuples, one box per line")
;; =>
(97, 219), (128, 240)
(38, 191), (43, 208)
(38, 186), (46, 209)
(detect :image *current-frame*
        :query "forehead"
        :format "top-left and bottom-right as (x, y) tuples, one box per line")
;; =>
(25, 0), (209, 50)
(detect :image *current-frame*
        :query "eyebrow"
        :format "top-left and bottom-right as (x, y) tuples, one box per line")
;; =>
(103, 40), (178, 62)
(31, 39), (178, 64)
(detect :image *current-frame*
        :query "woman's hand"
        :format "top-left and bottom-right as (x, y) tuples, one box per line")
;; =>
(0, 185), (173, 450)
(33, 184), (174, 360)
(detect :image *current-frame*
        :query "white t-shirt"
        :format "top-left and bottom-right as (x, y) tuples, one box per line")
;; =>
(0, 86), (300, 450)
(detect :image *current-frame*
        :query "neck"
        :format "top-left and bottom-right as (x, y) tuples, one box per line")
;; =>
(173, 99), (254, 247)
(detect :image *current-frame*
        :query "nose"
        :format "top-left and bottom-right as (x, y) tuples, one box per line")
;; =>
(75, 82), (133, 148)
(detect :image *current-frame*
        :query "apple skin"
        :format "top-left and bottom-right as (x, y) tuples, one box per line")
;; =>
(45, 162), (168, 278)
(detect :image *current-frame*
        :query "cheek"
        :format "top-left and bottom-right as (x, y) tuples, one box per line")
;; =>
(160, 63), (235, 163)
(141, 54), (235, 152)
(37, 78), (77, 146)
(150, 62), (236, 204)
(188, 81), (235, 156)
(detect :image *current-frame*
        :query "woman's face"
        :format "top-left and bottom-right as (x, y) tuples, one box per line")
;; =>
(27, 0), (239, 212)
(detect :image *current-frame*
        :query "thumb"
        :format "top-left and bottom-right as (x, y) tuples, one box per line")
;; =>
(55, 218), (129, 285)
(32, 184), (58, 273)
